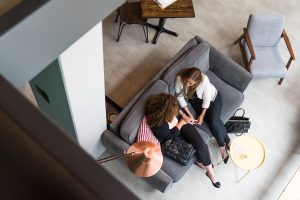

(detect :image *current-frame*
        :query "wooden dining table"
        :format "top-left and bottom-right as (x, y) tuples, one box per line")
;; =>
(140, 0), (195, 44)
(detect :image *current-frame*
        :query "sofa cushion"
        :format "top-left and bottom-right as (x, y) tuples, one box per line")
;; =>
(120, 80), (169, 144)
(162, 41), (210, 88)
(206, 70), (244, 123)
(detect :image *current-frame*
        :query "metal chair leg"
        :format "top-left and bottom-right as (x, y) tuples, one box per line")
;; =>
(142, 24), (149, 43)
(115, 8), (120, 23)
(116, 21), (127, 42)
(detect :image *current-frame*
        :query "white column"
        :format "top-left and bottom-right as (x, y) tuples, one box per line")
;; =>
(59, 21), (106, 158)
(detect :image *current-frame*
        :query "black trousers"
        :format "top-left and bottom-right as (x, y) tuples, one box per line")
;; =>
(189, 92), (230, 147)
(180, 124), (212, 166)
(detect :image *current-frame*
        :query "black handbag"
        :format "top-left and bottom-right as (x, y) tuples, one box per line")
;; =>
(225, 108), (251, 136)
(161, 137), (196, 165)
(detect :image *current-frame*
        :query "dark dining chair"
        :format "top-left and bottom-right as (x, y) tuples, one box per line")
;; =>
(234, 14), (295, 85)
(115, 2), (148, 42)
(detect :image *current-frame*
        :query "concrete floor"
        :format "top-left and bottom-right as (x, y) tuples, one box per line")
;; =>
(102, 0), (300, 199)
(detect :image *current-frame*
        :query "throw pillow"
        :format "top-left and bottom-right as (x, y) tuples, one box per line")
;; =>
(136, 116), (160, 148)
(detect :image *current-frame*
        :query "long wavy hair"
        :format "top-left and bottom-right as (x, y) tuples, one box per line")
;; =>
(145, 93), (179, 127)
(177, 67), (203, 99)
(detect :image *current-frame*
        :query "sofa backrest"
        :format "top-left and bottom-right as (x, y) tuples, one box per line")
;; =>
(161, 41), (210, 95)
(120, 80), (169, 144)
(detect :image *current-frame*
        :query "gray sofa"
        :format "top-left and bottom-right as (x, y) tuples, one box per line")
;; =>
(101, 35), (252, 192)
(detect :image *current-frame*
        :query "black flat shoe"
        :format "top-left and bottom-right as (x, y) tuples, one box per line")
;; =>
(223, 154), (229, 164)
(206, 171), (221, 188)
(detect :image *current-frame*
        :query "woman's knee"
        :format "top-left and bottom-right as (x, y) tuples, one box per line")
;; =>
(181, 124), (195, 132)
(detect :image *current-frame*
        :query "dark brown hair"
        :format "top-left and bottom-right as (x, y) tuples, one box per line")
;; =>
(178, 67), (203, 99)
(144, 93), (179, 127)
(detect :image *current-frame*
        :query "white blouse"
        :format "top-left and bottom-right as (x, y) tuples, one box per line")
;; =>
(175, 74), (217, 109)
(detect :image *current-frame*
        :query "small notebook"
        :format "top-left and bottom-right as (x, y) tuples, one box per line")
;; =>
(154, 0), (177, 9)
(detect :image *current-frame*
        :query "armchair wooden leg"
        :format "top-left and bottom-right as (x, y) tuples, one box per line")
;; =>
(234, 33), (244, 44)
(278, 78), (284, 85)
(279, 57), (293, 85)
(238, 41), (248, 69)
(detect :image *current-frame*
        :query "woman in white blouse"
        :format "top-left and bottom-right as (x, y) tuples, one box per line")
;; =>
(175, 67), (230, 163)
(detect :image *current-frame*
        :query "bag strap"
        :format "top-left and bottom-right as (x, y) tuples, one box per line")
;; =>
(235, 131), (244, 136)
(232, 108), (245, 117)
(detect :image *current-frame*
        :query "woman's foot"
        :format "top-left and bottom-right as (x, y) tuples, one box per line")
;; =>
(220, 146), (229, 164)
(205, 171), (221, 188)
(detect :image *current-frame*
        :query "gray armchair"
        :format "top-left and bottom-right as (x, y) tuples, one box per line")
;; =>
(234, 14), (295, 85)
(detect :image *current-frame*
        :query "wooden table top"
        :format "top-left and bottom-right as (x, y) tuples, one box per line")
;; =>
(141, 0), (195, 18)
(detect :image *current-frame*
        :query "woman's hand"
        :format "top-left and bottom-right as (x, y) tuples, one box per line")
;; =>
(197, 115), (204, 125)
(183, 114), (197, 124)
(197, 109), (207, 125)
(181, 106), (197, 124)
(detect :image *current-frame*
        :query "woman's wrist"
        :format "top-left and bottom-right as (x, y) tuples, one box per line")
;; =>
(179, 110), (185, 118)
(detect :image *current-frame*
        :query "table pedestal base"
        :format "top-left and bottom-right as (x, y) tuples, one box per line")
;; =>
(146, 18), (178, 44)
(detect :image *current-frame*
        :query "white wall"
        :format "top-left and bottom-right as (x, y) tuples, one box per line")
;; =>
(0, 0), (124, 88)
(59, 22), (106, 158)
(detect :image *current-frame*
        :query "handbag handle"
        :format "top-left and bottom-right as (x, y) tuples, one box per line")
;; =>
(232, 108), (245, 117)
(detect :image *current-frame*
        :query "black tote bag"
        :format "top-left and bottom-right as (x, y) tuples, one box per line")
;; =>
(225, 108), (251, 136)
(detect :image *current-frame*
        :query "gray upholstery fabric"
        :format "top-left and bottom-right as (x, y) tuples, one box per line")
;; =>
(206, 70), (244, 122)
(145, 170), (173, 192)
(244, 45), (287, 78)
(161, 154), (196, 183)
(162, 42), (210, 86)
(101, 130), (130, 153)
(194, 35), (253, 93)
(247, 14), (284, 47)
(120, 80), (169, 144)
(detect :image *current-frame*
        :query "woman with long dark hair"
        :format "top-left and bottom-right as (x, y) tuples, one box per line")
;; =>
(175, 67), (230, 164)
(145, 93), (221, 188)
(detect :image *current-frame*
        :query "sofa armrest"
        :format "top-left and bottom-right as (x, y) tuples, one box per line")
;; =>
(145, 170), (173, 193)
(101, 130), (130, 153)
(194, 35), (252, 93)
(209, 47), (252, 92)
